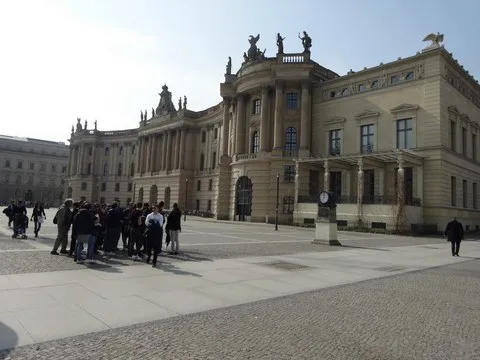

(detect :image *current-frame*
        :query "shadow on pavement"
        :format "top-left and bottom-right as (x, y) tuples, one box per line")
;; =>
(0, 321), (18, 358)
(157, 262), (202, 277)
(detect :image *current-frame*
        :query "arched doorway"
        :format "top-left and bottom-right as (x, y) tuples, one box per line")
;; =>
(149, 185), (158, 204)
(235, 176), (253, 221)
(67, 187), (73, 198)
(164, 187), (171, 209)
(138, 187), (144, 203)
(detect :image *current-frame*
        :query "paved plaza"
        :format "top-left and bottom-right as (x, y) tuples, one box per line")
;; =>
(0, 208), (479, 359)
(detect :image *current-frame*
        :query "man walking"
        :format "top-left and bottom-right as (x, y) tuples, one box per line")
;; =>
(444, 217), (464, 256)
(51, 199), (73, 255)
(166, 203), (182, 255)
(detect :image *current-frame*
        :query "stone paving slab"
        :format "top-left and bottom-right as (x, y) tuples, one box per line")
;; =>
(0, 241), (478, 353)
(2, 259), (478, 360)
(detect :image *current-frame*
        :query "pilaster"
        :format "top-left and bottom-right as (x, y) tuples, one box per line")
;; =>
(323, 160), (330, 192)
(273, 81), (284, 150)
(235, 95), (246, 154)
(222, 99), (230, 156)
(179, 129), (186, 169)
(299, 82), (311, 157)
(166, 131), (172, 171)
(260, 87), (269, 152)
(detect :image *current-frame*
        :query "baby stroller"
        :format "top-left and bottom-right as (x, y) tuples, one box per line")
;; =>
(12, 214), (28, 239)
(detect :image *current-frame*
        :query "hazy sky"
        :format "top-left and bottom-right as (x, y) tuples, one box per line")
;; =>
(1, 0), (479, 142)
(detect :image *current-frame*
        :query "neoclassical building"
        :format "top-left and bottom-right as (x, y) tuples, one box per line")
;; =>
(0, 135), (69, 205)
(67, 32), (480, 232)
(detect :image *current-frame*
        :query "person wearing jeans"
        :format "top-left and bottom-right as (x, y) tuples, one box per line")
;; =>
(72, 202), (95, 264)
(165, 203), (182, 255)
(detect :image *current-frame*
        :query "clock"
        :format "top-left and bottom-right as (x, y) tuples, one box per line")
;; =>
(318, 191), (330, 205)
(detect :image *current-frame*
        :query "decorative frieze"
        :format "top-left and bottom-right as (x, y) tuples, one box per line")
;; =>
(444, 66), (480, 109)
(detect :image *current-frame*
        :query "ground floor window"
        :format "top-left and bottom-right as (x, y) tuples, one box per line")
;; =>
(283, 196), (294, 214)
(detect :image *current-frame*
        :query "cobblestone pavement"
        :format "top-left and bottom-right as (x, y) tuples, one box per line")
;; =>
(2, 259), (478, 360)
(0, 239), (35, 251)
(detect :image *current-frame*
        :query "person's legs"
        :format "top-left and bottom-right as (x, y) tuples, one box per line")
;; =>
(87, 235), (96, 260)
(455, 240), (461, 255)
(69, 234), (77, 256)
(170, 230), (179, 253)
(52, 226), (67, 253)
(75, 240), (85, 262)
(60, 227), (69, 253)
(145, 237), (153, 263)
(152, 231), (164, 266)
(128, 228), (135, 257)
(451, 240), (456, 256)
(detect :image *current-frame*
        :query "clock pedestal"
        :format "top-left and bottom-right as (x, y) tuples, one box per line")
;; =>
(312, 206), (342, 246)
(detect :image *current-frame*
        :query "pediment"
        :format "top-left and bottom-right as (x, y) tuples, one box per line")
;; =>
(326, 116), (346, 125)
(447, 105), (461, 115)
(390, 104), (419, 114)
(355, 110), (379, 120)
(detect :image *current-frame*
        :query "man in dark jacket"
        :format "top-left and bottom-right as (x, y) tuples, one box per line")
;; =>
(51, 199), (73, 255)
(103, 202), (122, 255)
(166, 203), (182, 255)
(68, 202), (81, 257)
(72, 202), (95, 264)
(444, 217), (464, 256)
(128, 202), (144, 260)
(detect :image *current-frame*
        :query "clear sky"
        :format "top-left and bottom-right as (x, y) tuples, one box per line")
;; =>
(1, 0), (479, 142)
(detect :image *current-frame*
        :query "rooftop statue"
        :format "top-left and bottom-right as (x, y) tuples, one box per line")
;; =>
(94, 120), (97, 130)
(299, 31), (312, 53)
(178, 97), (182, 110)
(276, 33), (285, 54)
(152, 107), (155, 118)
(423, 32), (444, 48)
(246, 34), (261, 62)
(144, 109), (147, 121)
(84, 119), (88, 130)
(226, 56), (232, 75)
(76, 117), (82, 132)
(183, 95), (187, 110)
(156, 84), (176, 115)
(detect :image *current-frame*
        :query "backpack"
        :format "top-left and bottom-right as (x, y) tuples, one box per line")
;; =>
(53, 216), (58, 224)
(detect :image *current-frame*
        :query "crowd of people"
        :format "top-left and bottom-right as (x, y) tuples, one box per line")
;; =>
(50, 199), (182, 266)
(2, 200), (46, 238)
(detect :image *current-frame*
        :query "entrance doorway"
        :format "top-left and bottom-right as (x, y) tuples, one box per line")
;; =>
(235, 176), (252, 221)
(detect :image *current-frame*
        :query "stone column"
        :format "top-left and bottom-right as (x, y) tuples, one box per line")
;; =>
(174, 130), (181, 169)
(397, 156), (405, 203)
(162, 132), (168, 171)
(294, 161), (300, 210)
(151, 135), (158, 172)
(357, 159), (364, 220)
(230, 103), (237, 155)
(323, 160), (330, 191)
(299, 83), (311, 154)
(69, 147), (76, 176)
(155, 135), (162, 171)
(77, 144), (84, 175)
(235, 95), (246, 154)
(416, 165), (423, 204)
(260, 87), (269, 152)
(222, 99), (230, 156)
(67, 147), (73, 176)
(166, 131), (172, 171)
(179, 129), (186, 169)
(378, 166), (385, 199)
(91, 145), (97, 176)
(135, 138), (142, 173)
(273, 81), (284, 150)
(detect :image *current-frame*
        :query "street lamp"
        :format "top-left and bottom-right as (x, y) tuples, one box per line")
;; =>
(184, 178), (188, 221)
(275, 173), (280, 231)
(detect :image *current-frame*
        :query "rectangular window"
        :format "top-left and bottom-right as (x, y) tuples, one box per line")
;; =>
(208, 179), (213, 191)
(283, 164), (296, 183)
(286, 93), (298, 109)
(131, 146), (135, 154)
(450, 121), (456, 152)
(472, 133), (477, 161)
(201, 132), (206, 143)
(62, 166), (67, 173)
(360, 124), (375, 153)
(101, 183), (106, 191)
(214, 128), (218, 139)
(17, 161), (23, 169)
(252, 99), (261, 114)
(463, 180), (467, 208)
(88, 147), (93, 156)
(212, 152), (216, 169)
(363, 170), (375, 203)
(4, 160), (10, 168)
(283, 196), (294, 214)
(329, 130), (341, 155)
(195, 199), (200, 210)
(40, 163), (46, 172)
(127, 183), (132, 192)
(51, 164), (57, 172)
(358, 84), (366, 92)
(330, 171), (342, 198)
(30, 162), (34, 170)
(473, 182), (477, 209)
(196, 180), (201, 191)
(451, 176), (456, 206)
(105, 148), (109, 156)
(207, 200), (212, 211)
(115, 183), (120, 192)
(251, 132), (259, 153)
(462, 127), (467, 156)
(81, 182), (87, 191)
(396, 119), (413, 149)
(87, 163), (91, 175)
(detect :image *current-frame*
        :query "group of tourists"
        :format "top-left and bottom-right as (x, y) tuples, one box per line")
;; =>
(3, 200), (46, 238)
(50, 199), (182, 267)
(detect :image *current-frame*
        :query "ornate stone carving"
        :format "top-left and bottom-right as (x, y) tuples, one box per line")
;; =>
(94, 120), (97, 130)
(183, 96), (187, 110)
(243, 34), (265, 63)
(226, 57), (232, 75)
(76, 118), (82, 132)
(381, 71), (387, 88)
(71, 125), (74, 134)
(178, 97), (182, 110)
(156, 84), (176, 115)
(298, 31), (312, 53)
(84, 120), (87, 130)
(276, 33), (285, 54)
(422, 32), (444, 50)
(151, 107), (155, 118)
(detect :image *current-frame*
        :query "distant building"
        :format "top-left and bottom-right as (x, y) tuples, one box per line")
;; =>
(67, 33), (480, 232)
(0, 135), (69, 206)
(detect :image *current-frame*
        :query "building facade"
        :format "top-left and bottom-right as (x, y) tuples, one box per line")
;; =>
(0, 135), (69, 205)
(67, 33), (480, 232)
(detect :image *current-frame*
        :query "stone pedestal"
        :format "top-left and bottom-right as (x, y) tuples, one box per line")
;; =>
(313, 206), (342, 246)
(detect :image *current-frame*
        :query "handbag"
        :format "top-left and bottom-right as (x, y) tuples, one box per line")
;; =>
(37, 216), (44, 224)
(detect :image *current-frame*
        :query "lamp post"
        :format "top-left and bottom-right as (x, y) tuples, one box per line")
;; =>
(275, 173), (279, 231)
(184, 178), (188, 221)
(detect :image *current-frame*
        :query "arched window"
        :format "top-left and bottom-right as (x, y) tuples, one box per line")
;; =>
(200, 153), (205, 171)
(130, 162), (135, 177)
(251, 131), (259, 153)
(285, 127), (297, 151)
(117, 163), (123, 176)
(103, 163), (108, 176)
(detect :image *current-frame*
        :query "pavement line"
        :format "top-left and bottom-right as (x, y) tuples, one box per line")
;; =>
(182, 229), (264, 243)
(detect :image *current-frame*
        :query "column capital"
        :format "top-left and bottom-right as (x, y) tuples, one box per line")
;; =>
(223, 97), (231, 105)
(357, 158), (364, 171)
(397, 155), (404, 169)
(261, 86), (270, 96)
(274, 80), (284, 89)
(301, 82), (311, 91)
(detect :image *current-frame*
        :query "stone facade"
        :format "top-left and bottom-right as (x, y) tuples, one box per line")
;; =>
(0, 135), (69, 205)
(67, 34), (480, 232)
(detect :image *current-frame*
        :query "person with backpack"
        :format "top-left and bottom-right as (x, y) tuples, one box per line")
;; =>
(144, 204), (164, 267)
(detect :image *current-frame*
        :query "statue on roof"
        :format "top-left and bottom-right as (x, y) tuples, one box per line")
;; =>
(183, 95), (187, 109)
(84, 120), (88, 130)
(178, 97), (182, 110)
(94, 120), (97, 130)
(245, 34), (261, 62)
(144, 109), (147, 121)
(140, 110), (144, 121)
(276, 33), (285, 54)
(299, 31), (312, 53)
(152, 107), (155, 118)
(71, 125), (74, 134)
(422, 32), (444, 51)
(76, 118), (82, 132)
(156, 84), (176, 115)
(226, 57), (232, 75)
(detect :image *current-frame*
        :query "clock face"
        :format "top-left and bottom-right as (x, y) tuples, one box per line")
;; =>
(319, 191), (329, 204)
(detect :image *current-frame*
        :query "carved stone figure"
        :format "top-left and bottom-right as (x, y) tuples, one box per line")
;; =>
(226, 56), (232, 75)
(152, 107), (155, 118)
(76, 118), (82, 132)
(349, 81), (355, 94)
(381, 71), (387, 88)
(155, 84), (176, 115)
(243, 52), (248, 63)
(140, 110), (143, 121)
(71, 125), (74, 134)
(94, 120), (97, 130)
(183, 96), (187, 109)
(298, 31), (312, 52)
(417, 64), (424, 79)
(423, 32), (444, 47)
(276, 33), (285, 54)
(178, 97), (182, 110)
(84, 120), (87, 130)
(246, 34), (260, 61)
